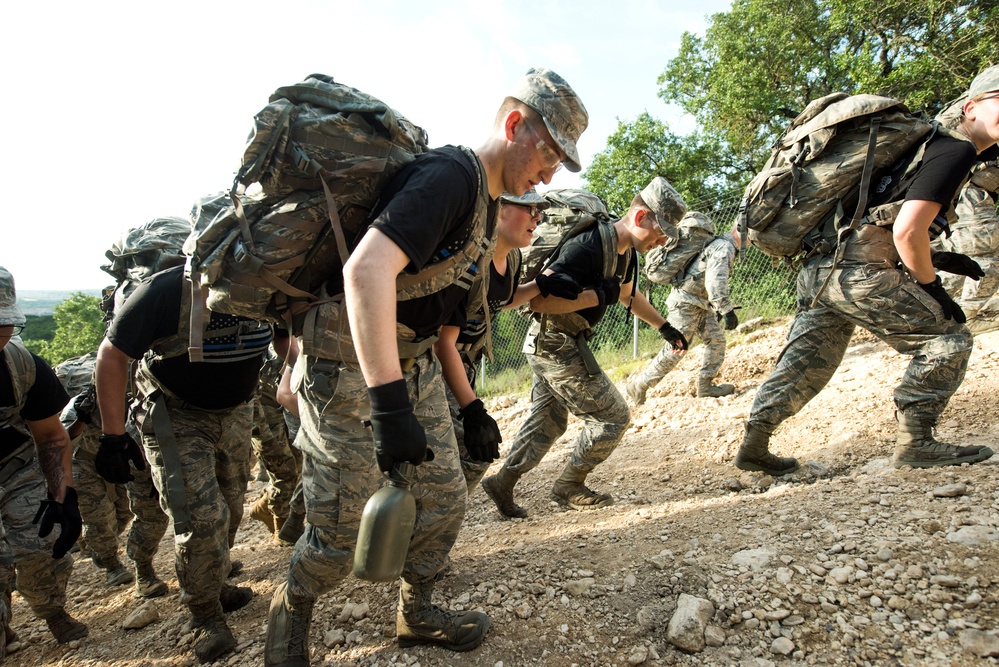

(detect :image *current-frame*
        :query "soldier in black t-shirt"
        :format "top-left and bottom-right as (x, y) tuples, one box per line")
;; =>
(0, 267), (87, 654)
(266, 68), (588, 665)
(95, 265), (290, 663)
(738, 65), (999, 476)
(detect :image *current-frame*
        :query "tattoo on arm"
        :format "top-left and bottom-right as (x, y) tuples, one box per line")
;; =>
(35, 437), (68, 491)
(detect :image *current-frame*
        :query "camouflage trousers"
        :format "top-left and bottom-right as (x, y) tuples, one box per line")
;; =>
(632, 299), (727, 390)
(285, 351), (465, 600)
(73, 428), (168, 568)
(749, 258), (973, 434)
(502, 330), (630, 479)
(0, 457), (73, 624)
(133, 394), (252, 609)
(445, 357), (491, 492)
(942, 255), (999, 324)
(250, 394), (300, 519)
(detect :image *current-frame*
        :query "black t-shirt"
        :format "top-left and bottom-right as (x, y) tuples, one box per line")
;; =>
(107, 266), (273, 409)
(0, 348), (69, 459)
(870, 134), (981, 214)
(451, 254), (521, 346)
(546, 225), (635, 327)
(354, 145), (496, 340)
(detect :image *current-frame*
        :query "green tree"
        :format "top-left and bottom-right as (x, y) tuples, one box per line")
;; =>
(36, 293), (106, 365)
(583, 113), (737, 213)
(659, 0), (998, 182)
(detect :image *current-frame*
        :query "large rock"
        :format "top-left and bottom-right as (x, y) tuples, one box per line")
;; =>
(731, 547), (775, 571)
(947, 526), (999, 546)
(959, 629), (999, 657)
(666, 594), (715, 653)
(123, 601), (159, 630)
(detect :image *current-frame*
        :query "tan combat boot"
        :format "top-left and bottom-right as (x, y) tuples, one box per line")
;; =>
(550, 466), (613, 510)
(189, 601), (236, 664)
(894, 412), (994, 469)
(734, 424), (798, 476)
(696, 377), (735, 398)
(481, 468), (527, 519)
(45, 610), (88, 643)
(264, 582), (314, 667)
(626, 376), (650, 406)
(250, 495), (278, 534)
(95, 554), (134, 587)
(134, 560), (168, 598)
(397, 579), (489, 651)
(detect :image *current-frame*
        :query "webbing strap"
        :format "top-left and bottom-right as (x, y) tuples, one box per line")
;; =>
(149, 394), (192, 534)
(187, 273), (207, 363)
(809, 116), (882, 309)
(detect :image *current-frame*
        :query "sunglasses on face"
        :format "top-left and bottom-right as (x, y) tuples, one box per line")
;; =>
(525, 121), (564, 173)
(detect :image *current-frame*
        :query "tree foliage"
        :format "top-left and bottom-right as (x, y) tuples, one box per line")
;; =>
(34, 293), (105, 366)
(658, 0), (998, 183)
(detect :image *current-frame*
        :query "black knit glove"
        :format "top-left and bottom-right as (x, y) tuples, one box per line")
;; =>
(658, 322), (689, 351)
(931, 252), (985, 280)
(33, 487), (82, 559)
(593, 278), (621, 307)
(718, 310), (739, 331)
(458, 399), (502, 463)
(536, 273), (581, 300)
(368, 380), (431, 474)
(919, 276), (967, 323)
(96, 433), (145, 483)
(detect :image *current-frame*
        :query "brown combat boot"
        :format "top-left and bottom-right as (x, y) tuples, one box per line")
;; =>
(276, 507), (305, 547)
(894, 411), (994, 469)
(264, 582), (314, 667)
(696, 377), (735, 398)
(481, 468), (527, 519)
(250, 495), (278, 534)
(94, 554), (135, 587)
(45, 610), (88, 643)
(134, 560), (168, 598)
(219, 583), (254, 613)
(550, 466), (613, 510)
(397, 579), (489, 651)
(734, 424), (798, 476)
(189, 601), (236, 664)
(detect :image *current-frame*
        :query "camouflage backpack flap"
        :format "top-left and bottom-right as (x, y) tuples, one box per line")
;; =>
(520, 188), (614, 284)
(54, 352), (97, 398)
(969, 160), (999, 195)
(739, 93), (933, 259)
(100, 217), (191, 320)
(644, 212), (715, 286)
(185, 74), (433, 344)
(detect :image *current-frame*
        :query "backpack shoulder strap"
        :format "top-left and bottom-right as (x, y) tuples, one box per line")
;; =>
(596, 221), (618, 280)
(3, 339), (36, 407)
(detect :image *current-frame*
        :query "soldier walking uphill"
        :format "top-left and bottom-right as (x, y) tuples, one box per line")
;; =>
(736, 65), (999, 476)
(265, 68), (588, 666)
(0, 267), (86, 657)
(435, 189), (581, 492)
(95, 265), (293, 664)
(627, 212), (741, 403)
(482, 178), (689, 519)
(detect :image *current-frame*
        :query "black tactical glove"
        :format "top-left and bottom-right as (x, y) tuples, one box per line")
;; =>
(536, 273), (581, 300)
(96, 432), (145, 483)
(368, 380), (432, 474)
(593, 278), (621, 307)
(918, 275), (967, 323)
(33, 487), (82, 559)
(718, 309), (739, 331)
(658, 322), (689, 351)
(931, 252), (985, 280)
(458, 399), (502, 463)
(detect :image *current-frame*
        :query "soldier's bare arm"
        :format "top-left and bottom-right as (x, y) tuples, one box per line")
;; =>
(893, 199), (942, 284)
(95, 338), (133, 436)
(26, 413), (74, 501)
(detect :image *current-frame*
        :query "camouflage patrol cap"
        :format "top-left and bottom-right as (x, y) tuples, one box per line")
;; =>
(499, 189), (550, 209)
(509, 67), (588, 173)
(640, 177), (688, 238)
(0, 267), (25, 327)
(969, 64), (999, 99)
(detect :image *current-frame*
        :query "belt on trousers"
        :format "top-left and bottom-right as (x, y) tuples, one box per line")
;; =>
(574, 331), (601, 377)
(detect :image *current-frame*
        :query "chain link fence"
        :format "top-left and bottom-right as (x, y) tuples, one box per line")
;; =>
(478, 192), (799, 396)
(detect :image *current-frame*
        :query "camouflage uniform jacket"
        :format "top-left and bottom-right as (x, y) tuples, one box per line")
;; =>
(671, 236), (737, 315)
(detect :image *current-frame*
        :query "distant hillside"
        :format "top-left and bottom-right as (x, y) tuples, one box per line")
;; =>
(18, 290), (103, 316)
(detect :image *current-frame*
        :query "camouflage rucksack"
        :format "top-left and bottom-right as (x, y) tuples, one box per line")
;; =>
(184, 73), (467, 335)
(520, 188), (616, 284)
(738, 93), (935, 260)
(645, 212), (715, 287)
(100, 217), (191, 321)
(54, 352), (100, 430)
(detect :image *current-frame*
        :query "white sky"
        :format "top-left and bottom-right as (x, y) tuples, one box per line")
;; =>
(3, 0), (731, 291)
